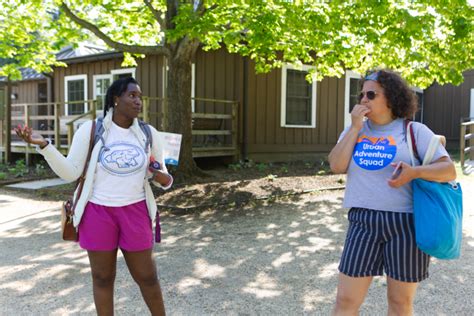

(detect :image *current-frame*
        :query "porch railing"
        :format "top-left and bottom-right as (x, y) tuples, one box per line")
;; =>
(5, 97), (239, 160)
(460, 118), (474, 175)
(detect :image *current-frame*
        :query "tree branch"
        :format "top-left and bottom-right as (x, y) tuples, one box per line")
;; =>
(60, 3), (168, 56)
(143, 0), (166, 29)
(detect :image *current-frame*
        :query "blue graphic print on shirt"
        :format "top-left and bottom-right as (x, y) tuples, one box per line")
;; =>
(100, 142), (146, 176)
(352, 135), (397, 170)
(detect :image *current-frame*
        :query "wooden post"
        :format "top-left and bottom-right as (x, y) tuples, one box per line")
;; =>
(24, 104), (31, 166)
(54, 103), (60, 149)
(460, 122), (466, 170)
(4, 79), (12, 164)
(67, 124), (73, 152)
(162, 98), (168, 131)
(232, 101), (238, 161)
(470, 122), (474, 161)
(143, 97), (149, 123)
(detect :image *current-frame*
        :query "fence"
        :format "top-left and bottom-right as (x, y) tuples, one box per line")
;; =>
(3, 97), (238, 162)
(460, 118), (474, 174)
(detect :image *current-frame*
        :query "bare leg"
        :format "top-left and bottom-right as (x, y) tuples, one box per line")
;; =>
(87, 250), (118, 316)
(122, 248), (165, 316)
(387, 277), (418, 316)
(332, 273), (373, 316)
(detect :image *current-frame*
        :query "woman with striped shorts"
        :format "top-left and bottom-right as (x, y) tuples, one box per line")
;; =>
(328, 70), (456, 315)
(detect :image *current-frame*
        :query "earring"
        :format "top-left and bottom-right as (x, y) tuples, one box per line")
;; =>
(114, 103), (117, 106)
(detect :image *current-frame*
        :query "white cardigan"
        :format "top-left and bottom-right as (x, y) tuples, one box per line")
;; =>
(37, 109), (172, 227)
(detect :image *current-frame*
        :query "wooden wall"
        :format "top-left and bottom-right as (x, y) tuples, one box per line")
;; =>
(194, 48), (345, 161)
(423, 70), (474, 147)
(54, 58), (124, 108)
(246, 64), (344, 160)
(53, 55), (166, 127)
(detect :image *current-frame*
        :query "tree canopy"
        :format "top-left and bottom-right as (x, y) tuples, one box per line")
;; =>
(1, 0), (473, 174)
(1, 0), (472, 87)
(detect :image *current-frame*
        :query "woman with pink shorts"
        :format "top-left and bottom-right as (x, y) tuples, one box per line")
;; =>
(15, 77), (173, 315)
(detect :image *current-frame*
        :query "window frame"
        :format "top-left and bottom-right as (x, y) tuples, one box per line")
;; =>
(93, 74), (113, 113)
(280, 64), (317, 128)
(111, 67), (136, 80)
(64, 74), (88, 115)
(412, 86), (424, 122)
(344, 70), (362, 128)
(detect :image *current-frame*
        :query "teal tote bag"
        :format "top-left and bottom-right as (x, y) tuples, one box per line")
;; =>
(407, 122), (463, 259)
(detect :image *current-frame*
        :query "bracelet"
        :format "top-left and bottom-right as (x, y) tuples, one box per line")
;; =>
(39, 140), (49, 149)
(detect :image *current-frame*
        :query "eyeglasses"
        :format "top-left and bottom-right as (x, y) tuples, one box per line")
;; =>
(358, 90), (379, 101)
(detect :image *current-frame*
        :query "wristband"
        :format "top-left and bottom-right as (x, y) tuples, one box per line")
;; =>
(39, 140), (50, 149)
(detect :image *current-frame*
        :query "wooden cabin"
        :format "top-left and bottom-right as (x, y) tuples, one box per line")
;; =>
(7, 44), (468, 164)
(423, 70), (474, 150)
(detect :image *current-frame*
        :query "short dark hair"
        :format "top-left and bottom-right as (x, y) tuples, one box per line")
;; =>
(361, 69), (418, 119)
(104, 77), (139, 117)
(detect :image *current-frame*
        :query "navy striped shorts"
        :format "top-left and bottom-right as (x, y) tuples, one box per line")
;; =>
(339, 208), (430, 283)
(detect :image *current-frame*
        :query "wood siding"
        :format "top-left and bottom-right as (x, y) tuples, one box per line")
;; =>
(7, 48), (350, 161)
(194, 48), (243, 148)
(53, 55), (166, 127)
(246, 61), (345, 159)
(194, 48), (345, 161)
(423, 70), (474, 146)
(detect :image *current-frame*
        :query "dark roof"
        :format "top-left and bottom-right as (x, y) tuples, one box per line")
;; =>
(0, 68), (46, 82)
(56, 43), (111, 60)
(1, 43), (111, 82)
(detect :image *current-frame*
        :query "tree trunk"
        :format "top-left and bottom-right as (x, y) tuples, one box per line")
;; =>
(166, 43), (201, 178)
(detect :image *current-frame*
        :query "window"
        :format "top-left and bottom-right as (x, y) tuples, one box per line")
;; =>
(412, 87), (423, 122)
(344, 70), (362, 128)
(65, 75), (87, 115)
(281, 64), (317, 128)
(38, 83), (47, 103)
(111, 68), (136, 81)
(93, 74), (112, 112)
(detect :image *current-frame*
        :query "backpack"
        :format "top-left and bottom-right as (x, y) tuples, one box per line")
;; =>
(93, 117), (153, 153)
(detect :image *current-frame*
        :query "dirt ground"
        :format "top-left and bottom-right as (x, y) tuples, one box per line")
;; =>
(0, 163), (473, 315)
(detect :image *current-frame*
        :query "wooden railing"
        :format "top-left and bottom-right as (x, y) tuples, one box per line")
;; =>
(5, 97), (239, 160)
(10, 100), (102, 152)
(460, 119), (474, 174)
(191, 97), (238, 158)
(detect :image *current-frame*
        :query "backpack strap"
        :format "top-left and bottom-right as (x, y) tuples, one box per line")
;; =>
(93, 117), (109, 151)
(93, 117), (152, 153)
(138, 120), (153, 153)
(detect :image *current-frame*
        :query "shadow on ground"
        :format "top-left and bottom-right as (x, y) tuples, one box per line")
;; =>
(0, 188), (473, 315)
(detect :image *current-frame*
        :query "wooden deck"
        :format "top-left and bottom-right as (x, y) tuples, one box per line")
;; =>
(1, 97), (239, 161)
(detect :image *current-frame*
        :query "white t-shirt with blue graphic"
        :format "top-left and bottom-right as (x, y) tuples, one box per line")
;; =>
(90, 122), (147, 206)
(340, 118), (448, 213)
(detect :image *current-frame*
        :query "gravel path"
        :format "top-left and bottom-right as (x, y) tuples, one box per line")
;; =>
(0, 178), (472, 315)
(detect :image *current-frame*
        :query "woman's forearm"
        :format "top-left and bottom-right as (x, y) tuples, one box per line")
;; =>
(328, 127), (360, 174)
(414, 158), (457, 182)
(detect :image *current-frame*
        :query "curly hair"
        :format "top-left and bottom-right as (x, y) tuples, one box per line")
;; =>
(104, 77), (139, 117)
(360, 69), (418, 119)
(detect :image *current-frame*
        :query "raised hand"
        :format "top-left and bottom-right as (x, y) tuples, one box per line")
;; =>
(14, 124), (47, 147)
(350, 104), (371, 131)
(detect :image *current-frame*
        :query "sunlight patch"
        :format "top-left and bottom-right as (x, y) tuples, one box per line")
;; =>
(272, 252), (294, 267)
(194, 259), (226, 278)
(318, 263), (339, 278)
(177, 277), (202, 293)
(242, 272), (282, 298)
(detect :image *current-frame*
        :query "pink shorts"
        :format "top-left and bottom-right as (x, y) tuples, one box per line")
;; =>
(79, 200), (153, 251)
